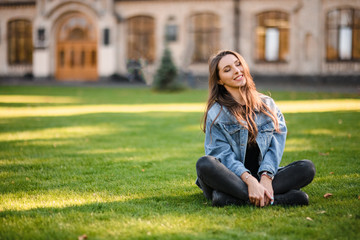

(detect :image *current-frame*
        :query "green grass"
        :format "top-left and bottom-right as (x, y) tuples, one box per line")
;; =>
(0, 85), (359, 240)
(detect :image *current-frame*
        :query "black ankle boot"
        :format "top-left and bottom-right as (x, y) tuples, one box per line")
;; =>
(212, 190), (246, 207)
(273, 190), (309, 206)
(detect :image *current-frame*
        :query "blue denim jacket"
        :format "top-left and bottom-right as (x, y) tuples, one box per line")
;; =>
(204, 95), (287, 178)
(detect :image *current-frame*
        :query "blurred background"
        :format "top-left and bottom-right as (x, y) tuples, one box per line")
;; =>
(0, 0), (359, 89)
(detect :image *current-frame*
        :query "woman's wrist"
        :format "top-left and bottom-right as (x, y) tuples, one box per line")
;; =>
(242, 172), (258, 186)
(260, 171), (274, 181)
(241, 172), (252, 184)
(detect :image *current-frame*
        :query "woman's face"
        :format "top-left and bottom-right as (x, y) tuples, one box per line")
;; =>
(217, 54), (246, 89)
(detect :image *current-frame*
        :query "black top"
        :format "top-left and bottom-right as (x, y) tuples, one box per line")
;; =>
(241, 105), (260, 179)
(244, 140), (260, 179)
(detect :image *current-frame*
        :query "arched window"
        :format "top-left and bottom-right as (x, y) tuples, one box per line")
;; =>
(7, 19), (33, 65)
(127, 16), (155, 63)
(190, 13), (220, 63)
(256, 11), (289, 62)
(326, 8), (360, 61)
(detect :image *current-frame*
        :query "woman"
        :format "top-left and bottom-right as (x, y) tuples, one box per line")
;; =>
(196, 50), (315, 207)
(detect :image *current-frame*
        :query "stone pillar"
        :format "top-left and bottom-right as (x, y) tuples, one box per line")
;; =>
(98, 1), (117, 79)
(33, 0), (51, 78)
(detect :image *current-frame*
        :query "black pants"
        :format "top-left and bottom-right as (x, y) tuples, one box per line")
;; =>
(196, 155), (316, 204)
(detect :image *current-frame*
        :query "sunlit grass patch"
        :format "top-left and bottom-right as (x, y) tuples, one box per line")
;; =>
(0, 190), (136, 211)
(0, 95), (81, 104)
(277, 99), (360, 113)
(0, 125), (116, 141)
(0, 103), (206, 118)
(303, 128), (352, 138)
(78, 147), (138, 155)
(0, 99), (358, 119)
(283, 138), (313, 152)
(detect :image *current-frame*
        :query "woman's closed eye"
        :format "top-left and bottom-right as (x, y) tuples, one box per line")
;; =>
(224, 62), (241, 72)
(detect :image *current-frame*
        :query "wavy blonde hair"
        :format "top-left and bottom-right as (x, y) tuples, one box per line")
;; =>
(202, 50), (280, 142)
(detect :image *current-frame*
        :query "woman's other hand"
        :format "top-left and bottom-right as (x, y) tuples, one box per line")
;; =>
(241, 173), (272, 207)
(260, 175), (274, 206)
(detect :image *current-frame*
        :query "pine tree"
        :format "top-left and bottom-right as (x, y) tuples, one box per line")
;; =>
(153, 48), (183, 91)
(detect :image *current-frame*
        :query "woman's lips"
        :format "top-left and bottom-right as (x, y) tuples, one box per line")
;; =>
(234, 75), (243, 81)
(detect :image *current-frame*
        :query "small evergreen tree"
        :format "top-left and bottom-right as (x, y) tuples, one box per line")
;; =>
(153, 48), (183, 91)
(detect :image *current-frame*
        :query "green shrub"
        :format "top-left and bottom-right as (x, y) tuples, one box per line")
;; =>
(153, 48), (184, 91)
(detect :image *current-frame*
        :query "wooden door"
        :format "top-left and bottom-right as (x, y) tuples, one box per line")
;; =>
(56, 15), (98, 81)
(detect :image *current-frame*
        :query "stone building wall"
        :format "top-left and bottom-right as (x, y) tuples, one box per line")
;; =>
(0, 0), (358, 83)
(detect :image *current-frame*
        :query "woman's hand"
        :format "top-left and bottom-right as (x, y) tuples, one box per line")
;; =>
(242, 173), (272, 207)
(260, 176), (274, 206)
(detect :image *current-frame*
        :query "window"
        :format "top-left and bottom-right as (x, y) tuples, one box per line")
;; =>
(7, 19), (33, 65)
(127, 16), (155, 63)
(190, 13), (220, 63)
(256, 11), (289, 62)
(166, 24), (178, 42)
(103, 28), (110, 46)
(326, 8), (360, 61)
(165, 16), (178, 42)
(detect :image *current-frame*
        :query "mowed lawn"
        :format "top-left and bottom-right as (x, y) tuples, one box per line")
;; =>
(0, 85), (359, 240)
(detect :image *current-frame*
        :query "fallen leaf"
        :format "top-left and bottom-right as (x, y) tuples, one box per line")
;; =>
(329, 172), (334, 175)
(319, 152), (329, 156)
(324, 193), (333, 198)
(358, 195), (360, 200)
(141, 169), (145, 172)
(306, 217), (313, 221)
(317, 210), (326, 214)
(338, 119), (343, 124)
(78, 234), (87, 240)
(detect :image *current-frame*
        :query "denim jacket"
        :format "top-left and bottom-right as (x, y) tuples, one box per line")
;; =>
(204, 95), (287, 178)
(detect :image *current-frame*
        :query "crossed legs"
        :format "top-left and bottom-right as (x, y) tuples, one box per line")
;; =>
(196, 156), (316, 206)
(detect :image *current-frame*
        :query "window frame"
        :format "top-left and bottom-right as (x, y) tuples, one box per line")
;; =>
(7, 19), (33, 65)
(190, 12), (220, 63)
(126, 15), (155, 63)
(255, 11), (290, 63)
(325, 7), (360, 62)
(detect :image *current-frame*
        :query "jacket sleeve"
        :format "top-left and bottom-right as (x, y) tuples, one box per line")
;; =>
(205, 117), (249, 177)
(258, 104), (287, 177)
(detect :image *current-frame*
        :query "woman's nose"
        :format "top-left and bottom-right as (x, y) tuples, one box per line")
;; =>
(234, 66), (240, 74)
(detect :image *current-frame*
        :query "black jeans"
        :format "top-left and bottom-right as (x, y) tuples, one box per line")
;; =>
(196, 155), (316, 203)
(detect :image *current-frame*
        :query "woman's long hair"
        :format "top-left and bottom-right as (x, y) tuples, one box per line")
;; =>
(202, 50), (280, 142)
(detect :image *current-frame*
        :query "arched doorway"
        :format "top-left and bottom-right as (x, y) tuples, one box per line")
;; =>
(56, 13), (98, 81)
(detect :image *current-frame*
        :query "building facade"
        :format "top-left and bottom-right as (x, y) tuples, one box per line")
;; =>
(0, 0), (359, 84)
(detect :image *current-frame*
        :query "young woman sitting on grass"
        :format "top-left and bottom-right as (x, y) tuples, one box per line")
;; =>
(196, 50), (316, 207)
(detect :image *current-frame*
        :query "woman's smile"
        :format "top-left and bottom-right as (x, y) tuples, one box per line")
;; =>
(234, 75), (244, 81)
